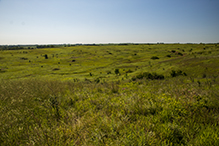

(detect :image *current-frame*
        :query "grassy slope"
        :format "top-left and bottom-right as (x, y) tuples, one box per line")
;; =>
(0, 44), (219, 145)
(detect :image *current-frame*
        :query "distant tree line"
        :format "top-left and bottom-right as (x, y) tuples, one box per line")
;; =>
(0, 45), (25, 50)
(0, 45), (55, 50)
(36, 45), (54, 48)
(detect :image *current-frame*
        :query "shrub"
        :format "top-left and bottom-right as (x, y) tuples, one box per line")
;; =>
(177, 52), (183, 56)
(134, 72), (164, 80)
(170, 70), (177, 77)
(20, 57), (28, 60)
(151, 56), (159, 60)
(45, 54), (48, 59)
(131, 76), (137, 81)
(126, 69), (133, 73)
(115, 69), (120, 75)
(85, 78), (92, 83)
(166, 55), (171, 57)
(94, 78), (100, 83)
(107, 71), (111, 74)
(170, 70), (186, 77)
(53, 68), (60, 71)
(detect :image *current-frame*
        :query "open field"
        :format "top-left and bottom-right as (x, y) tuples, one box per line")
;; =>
(0, 44), (219, 145)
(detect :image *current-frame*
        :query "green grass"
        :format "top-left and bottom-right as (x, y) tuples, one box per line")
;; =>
(0, 44), (219, 145)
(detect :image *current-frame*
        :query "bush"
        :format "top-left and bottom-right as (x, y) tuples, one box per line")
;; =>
(170, 70), (186, 77)
(20, 57), (28, 60)
(133, 72), (164, 81)
(177, 52), (183, 56)
(126, 69), (133, 73)
(151, 56), (159, 60)
(85, 78), (92, 83)
(52, 68), (60, 71)
(115, 69), (120, 75)
(94, 78), (100, 83)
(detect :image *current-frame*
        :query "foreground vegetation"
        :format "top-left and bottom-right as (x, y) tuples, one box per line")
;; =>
(0, 44), (219, 145)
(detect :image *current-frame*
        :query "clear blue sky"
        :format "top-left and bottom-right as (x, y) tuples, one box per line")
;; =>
(0, 0), (219, 45)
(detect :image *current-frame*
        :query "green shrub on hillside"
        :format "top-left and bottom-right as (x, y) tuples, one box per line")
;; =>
(132, 72), (164, 81)
(126, 69), (133, 73)
(115, 69), (120, 75)
(170, 70), (187, 77)
(151, 56), (159, 60)
(45, 54), (48, 59)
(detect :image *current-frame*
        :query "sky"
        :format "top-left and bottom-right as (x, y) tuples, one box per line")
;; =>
(0, 0), (219, 45)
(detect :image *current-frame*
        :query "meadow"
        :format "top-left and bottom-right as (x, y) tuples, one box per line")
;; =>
(0, 43), (219, 145)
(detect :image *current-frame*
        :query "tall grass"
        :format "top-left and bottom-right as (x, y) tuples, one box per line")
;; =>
(0, 76), (218, 145)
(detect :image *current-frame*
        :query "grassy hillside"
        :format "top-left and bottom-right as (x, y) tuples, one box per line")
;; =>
(0, 44), (219, 145)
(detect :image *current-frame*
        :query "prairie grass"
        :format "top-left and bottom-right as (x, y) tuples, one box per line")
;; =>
(0, 44), (219, 145)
